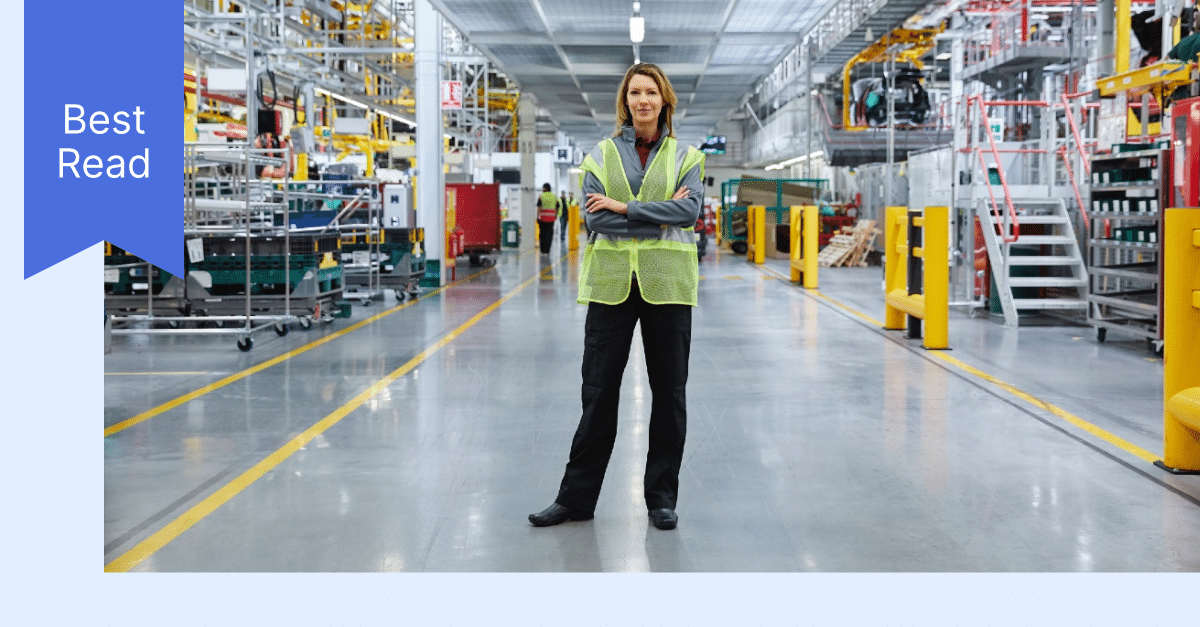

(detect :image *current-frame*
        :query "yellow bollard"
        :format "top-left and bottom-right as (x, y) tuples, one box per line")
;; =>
(568, 204), (581, 252)
(922, 206), (949, 350)
(884, 206), (908, 330)
(790, 205), (819, 288)
(748, 205), (766, 264)
(1159, 207), (1200, 473)
(295, 153), (308, 181)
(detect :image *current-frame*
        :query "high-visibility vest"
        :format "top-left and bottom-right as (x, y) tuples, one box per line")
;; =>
(576, 136), (705, 306)
(538, 192), (558, 222)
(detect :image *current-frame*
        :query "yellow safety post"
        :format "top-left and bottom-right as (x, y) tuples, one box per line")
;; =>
(789, 205), (819, 288)
(1116, 0), (1131, 75)
(747, 204), (766, 264)
(884, 206), (909, 331)
(1158, 208), (1200, 474)
(883, 206), (949, 350)
(294, 153), (308, 181)
(568, 204), (581, 252)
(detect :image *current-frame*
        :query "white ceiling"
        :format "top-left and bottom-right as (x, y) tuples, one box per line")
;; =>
(427, 0), (839, 150)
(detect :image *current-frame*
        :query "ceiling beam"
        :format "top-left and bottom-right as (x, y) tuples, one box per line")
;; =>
(465, 30), (803, 47)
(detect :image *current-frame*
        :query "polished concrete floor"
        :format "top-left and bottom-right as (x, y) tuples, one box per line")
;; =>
(103, 235), (1200, 572)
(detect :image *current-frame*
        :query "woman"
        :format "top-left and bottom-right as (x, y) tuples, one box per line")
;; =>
(529, 63), (704, 531)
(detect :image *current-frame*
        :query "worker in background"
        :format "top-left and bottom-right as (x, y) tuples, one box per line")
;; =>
(558, 190), (569, 241)
(1167, 7), (1200, 64)
(528, 63), (704, 532)
(536, 182), (559, 255)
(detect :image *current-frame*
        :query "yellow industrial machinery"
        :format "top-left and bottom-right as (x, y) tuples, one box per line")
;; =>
(841, 25), (944, 131)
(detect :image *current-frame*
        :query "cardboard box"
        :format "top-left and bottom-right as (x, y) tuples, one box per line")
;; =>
(735, 176), (820, 217)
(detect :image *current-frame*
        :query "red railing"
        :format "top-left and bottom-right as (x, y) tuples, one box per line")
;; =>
(961, 93), (1094, 240)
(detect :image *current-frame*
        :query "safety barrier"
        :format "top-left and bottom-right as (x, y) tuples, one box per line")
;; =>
(790, 205), (819, 288)
(568, 204), (582, 252)
(1157, 208), (1200, 474)
(746, 204), (767, 264)
(884, 206), (949, 350)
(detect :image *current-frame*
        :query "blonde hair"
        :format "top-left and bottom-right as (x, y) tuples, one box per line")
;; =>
(614, 63), (677, 138)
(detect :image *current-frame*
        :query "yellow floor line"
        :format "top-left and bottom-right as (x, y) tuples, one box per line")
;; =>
(756, 263), (1161, 464)
(104, 259), (517, 437)
(105, 271), (543, 572)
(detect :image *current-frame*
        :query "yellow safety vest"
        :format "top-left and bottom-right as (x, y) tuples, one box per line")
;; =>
(538, 192), (558, 222)
(576, 136), (705, 306)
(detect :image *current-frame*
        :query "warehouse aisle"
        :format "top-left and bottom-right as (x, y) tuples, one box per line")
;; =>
(104, 240), (1200, 572)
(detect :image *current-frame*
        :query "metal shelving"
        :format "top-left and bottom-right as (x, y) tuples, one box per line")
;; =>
(1086, 149), (1165, 349)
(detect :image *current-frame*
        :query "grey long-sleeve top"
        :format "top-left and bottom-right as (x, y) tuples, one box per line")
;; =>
(582, 126), (702, 239)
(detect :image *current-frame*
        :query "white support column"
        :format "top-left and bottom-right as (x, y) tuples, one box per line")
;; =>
(1099, 0), (1115, 76)
(415, 0), (445, 283)
(519, 94), (538, 243)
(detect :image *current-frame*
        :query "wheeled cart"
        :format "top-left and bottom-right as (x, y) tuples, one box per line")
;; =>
(339, 226), (427, 304)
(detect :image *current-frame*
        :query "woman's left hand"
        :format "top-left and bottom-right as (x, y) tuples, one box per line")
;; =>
(585, 192), (628, 215)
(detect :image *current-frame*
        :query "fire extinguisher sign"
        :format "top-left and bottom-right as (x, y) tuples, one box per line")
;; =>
(441, 81), (462, 109)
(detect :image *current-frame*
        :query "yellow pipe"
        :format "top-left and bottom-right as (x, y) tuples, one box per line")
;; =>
(1166, 388), (1200, 433)
(1162, 208), (1200, 471)
(885, 291), (926, 318)
(1116, 0), (1131, 74)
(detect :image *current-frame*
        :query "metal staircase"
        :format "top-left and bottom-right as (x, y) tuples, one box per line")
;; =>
(974, 193), (1088, 327)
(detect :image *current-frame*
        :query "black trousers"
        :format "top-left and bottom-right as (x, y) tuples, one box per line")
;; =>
(556, 281), (691, 513)
(538, 221), (554, 253)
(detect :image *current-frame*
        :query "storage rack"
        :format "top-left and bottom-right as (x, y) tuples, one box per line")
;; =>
(1086, 147), (1166, 351)
(106, 143), (343, 351)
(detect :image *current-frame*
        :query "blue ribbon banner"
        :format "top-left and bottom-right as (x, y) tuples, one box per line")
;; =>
(25, 3), (177, 278)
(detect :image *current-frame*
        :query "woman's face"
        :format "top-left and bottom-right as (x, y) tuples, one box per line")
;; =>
(626, 73), (663, 129)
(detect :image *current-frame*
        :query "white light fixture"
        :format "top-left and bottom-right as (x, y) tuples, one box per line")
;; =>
(765, 151), (824, 170)
(376, 108), (416, 126)
(630, 2), (644, 43)
(935, 52), (952, 61)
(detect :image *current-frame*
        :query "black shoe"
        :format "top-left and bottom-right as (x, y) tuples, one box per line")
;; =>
(648, 508), (678, 530)
(529, 503), (593, 527)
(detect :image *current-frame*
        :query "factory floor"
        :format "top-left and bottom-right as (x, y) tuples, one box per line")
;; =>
(103, 234), (1200, 573)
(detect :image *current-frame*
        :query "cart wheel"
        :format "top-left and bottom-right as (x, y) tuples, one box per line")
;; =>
(237, 337), (253, 352)
(298, 316), (312, 330)
(360, 298), (372, 307)
(167, 320), (181, 329)
(395, 290), (407, 302)
(274, 323), (290, 337)
(731, 241), (748, 255)
(212, 319), (225, 329)
(1096, 327), (1106, 343)
(1151, 339), (1164, 357)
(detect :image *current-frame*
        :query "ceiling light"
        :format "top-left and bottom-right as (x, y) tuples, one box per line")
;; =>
(936, 52), (952, 61)
(630, 2), (644, 43)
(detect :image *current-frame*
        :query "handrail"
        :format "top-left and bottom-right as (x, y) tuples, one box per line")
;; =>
(1060, 92), (1091, 175)
(969, 95), (1020, 243)
(1055, 145), (1090, 232)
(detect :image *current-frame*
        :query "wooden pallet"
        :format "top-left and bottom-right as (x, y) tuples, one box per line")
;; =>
(818, 219), (878, 267)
